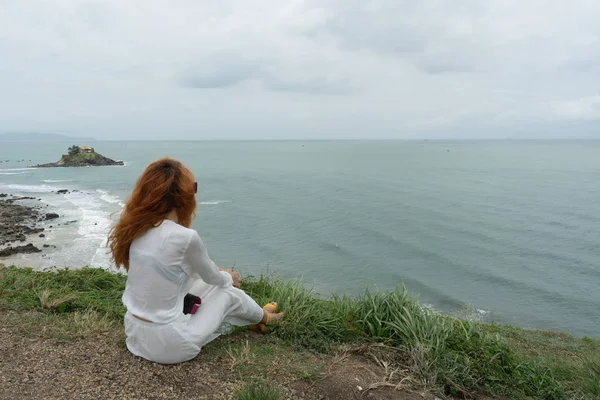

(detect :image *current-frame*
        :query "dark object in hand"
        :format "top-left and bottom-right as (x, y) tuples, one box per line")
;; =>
(183, 293), (201, 315)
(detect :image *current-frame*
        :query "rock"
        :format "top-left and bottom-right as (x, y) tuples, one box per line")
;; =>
(0, 243), (42, 257)
(56, 189), (69, 194)
(0, 198), (54, 255)
(45, 213), (59, 220)
(39, 234), (45, 237)
(21, 226), (44, 235)
(33, 147), (124, 168)
(43, 244), (50, 248)
(10, 196), (36, 201)
(0, 194), (7, 198)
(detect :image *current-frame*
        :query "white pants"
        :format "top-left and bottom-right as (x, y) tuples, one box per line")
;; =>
(124, 280), (264, 364)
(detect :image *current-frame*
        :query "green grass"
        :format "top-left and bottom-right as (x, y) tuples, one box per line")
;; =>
(61, 150), (109, 165)
(488, 324), (600, 399)
(234, 381), (284, 400)
(0, 265), (125, 318)
(1, 264), (599, 399)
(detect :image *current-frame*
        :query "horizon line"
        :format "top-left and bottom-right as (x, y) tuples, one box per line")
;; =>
(2, 137), (599, 142)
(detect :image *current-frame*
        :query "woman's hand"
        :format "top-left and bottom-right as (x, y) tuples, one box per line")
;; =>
(226, 269), (241, 288)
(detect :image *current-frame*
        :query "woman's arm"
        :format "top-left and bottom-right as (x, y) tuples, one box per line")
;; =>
(181, 232), (233, 287)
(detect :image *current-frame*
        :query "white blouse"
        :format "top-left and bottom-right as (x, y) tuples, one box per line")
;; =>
(122, 219), (233, 324)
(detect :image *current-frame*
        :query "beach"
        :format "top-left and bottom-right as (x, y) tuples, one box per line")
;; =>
(0, 189), (105, 269)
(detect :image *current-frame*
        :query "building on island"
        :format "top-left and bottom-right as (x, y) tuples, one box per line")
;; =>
(81, 146), (93, 153)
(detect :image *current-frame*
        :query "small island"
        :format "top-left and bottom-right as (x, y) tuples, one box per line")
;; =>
(33, 145), (124, 168)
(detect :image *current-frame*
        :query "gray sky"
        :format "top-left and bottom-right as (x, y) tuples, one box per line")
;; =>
(1, 0), (599, 140)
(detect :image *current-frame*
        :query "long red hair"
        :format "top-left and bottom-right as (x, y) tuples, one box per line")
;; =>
(108, 157), (197, 270)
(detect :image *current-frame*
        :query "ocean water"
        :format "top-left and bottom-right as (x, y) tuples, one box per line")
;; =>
(0, 140), (598, 338)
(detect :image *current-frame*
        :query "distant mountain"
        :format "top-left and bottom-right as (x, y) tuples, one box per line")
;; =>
(0, 133), (96, 142)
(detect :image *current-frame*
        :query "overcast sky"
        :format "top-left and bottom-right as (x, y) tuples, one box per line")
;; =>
(1, 1), (599, 140)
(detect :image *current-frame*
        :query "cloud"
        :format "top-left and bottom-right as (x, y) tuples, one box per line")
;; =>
(178, 44), (357, 94)
(178, 52), (259, 89)
(555, 96), (600, 121)
(0, 0), (599, 139)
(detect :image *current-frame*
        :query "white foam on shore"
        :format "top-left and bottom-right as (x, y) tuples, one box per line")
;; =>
(0, 172), (30, 175)
(0, 168), (37, 172)
(35, 188), (123, 269)
(43, 179), (74, 183)
(97, 189), (126, 208)
(3, 183), (58, 193)
(422, 303), (490, 322)
(454, 306), (491, 322)
(200, 200), (231, 205)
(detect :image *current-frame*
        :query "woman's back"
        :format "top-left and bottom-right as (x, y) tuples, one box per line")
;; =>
(123, 220), (194, 323)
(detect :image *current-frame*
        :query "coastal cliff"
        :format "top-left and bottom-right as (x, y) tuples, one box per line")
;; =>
(33, 145), (123, 168)
(0, 266), (598, 399)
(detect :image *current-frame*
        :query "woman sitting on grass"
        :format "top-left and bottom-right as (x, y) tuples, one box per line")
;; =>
(107, 157), (282, 364)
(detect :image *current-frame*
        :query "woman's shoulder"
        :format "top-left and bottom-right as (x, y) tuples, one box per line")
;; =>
(160, 219), (195, 235)
(131, 220), (199, 257)
(160, 220), (199, 246)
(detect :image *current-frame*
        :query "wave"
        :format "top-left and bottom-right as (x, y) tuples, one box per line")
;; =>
(96, 189), (125, 208)
(0, 172), (30, 175)
(318, 241), (354, 258)
(200, 200), (230, 205)
(418, 302), (490, 323)
(29, 190), (116, 269)
(1, 183), (57, 193)
(43, 179), (74, 183)
(0, 167), (37, 172)
(452, 306), (491, 323)
(64, 191), (113, 236)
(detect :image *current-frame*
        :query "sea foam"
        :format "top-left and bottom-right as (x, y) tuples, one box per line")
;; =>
(200, 200), (231, 205)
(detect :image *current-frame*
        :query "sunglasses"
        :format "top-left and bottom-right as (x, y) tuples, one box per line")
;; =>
(194, 182), (198, 194)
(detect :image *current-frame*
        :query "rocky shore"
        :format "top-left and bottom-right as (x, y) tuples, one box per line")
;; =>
(0, 194), (59, 258)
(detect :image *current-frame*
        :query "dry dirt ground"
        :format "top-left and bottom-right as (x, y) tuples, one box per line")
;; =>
(0, 310), (437, 400)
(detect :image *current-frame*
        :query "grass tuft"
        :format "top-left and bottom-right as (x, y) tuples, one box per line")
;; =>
(39, 289), (77, 310)
(226, 340), (256, 370)
(234, 381), (284, 400)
